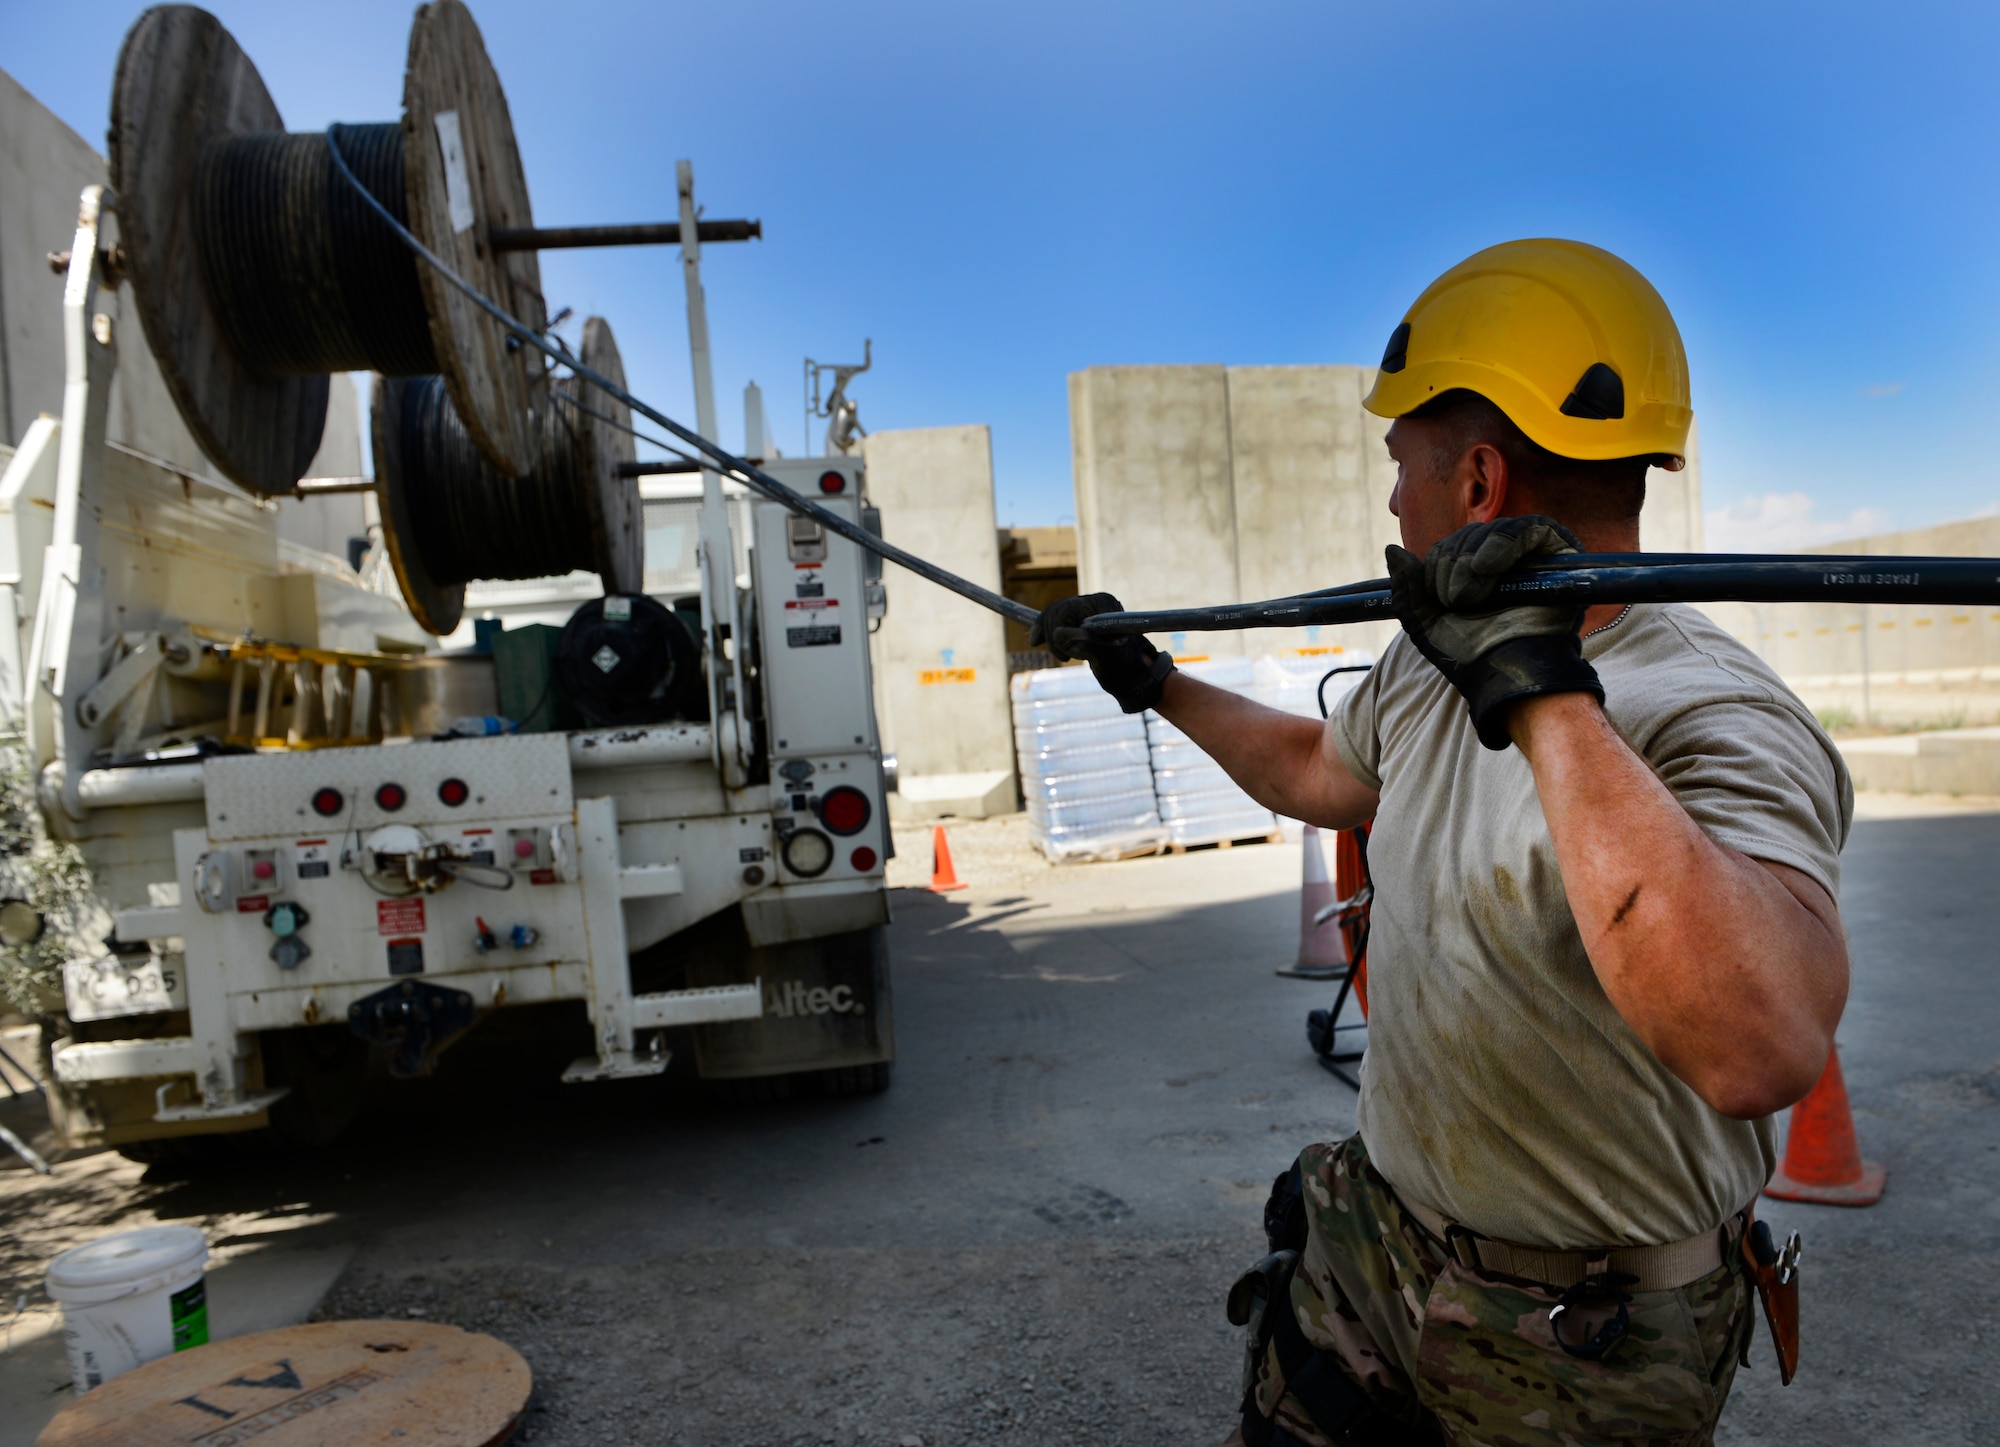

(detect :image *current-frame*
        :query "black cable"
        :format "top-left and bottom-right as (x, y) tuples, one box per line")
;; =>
(1087, 555), (2000, 638)
(195, 124), (436, 377)
(314, 127), (2000, 638)
(549, 387), (703, 468)
(1316, 664), (1374, 720)
(322, 124), (1043, 629)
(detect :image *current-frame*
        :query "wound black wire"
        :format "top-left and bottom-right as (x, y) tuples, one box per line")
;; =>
(396, 374), (595, 585)
(196, 123), (437, 377)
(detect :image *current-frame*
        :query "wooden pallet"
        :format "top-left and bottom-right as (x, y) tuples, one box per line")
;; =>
(1167, 830), (1284, 855)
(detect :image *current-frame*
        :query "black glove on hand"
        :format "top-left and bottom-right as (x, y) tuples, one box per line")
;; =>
(1385, 515), (1604, 750)
(1029, 593), (1177, 714)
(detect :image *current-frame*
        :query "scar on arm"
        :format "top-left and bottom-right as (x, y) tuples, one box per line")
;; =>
(1610, 884), (1642, 928)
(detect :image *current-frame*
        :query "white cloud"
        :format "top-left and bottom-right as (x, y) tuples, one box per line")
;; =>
(1704, 492), (1890, 553)
(1861, 381), (1904, 399)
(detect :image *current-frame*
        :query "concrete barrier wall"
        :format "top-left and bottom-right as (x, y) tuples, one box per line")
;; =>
(0, 67), (229, 482)
(1070, 366), (1244, 654)
(863, 426), (1017, 818)
(1071, 363), (1705, 664)
(1704, 516), (2000, 731)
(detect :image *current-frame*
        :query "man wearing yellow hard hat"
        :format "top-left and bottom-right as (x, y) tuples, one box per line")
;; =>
(1035, 239), (1851, 1444)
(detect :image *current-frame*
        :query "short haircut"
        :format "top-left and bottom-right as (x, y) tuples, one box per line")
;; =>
(1406, 389), (1651, 528)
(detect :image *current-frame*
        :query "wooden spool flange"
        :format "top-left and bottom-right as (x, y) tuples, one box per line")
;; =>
(109, 3), (547, 496)
(34, 1319), (531, 1447)
(110, 6), (328, 495)
(374, 315), (643, 637)
(576, 316), (643, 593)
(371, 371), (463, 638)
(402, 0), (547, 479)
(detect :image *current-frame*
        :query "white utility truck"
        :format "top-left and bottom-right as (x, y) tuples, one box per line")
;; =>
(7, 4), (895, 1157)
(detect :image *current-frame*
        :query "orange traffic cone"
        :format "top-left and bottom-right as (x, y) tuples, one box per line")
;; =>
(928, 825), (968, 892)
(1764, 1046), (1886, 1207)
(1332, 826), (1371, 1017)
(1285, 826), (1349, 976)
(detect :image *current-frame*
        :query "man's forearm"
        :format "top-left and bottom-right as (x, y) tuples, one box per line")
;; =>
(1511, 693), (1848, 1119)
(1153, 673), (1375, 829)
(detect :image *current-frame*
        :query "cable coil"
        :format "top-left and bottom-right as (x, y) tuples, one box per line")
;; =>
(194, 123), (438, 377)
(386, 375), (595, 586)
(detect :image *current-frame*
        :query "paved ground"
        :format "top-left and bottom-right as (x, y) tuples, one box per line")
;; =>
(2, 799), (1997, 1445)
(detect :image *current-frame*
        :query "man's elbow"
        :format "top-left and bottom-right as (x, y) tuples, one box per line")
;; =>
(1689, 1038), (1835, 1121)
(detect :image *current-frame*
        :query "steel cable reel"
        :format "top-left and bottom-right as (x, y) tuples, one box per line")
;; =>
(373, 316), (641, 636)
(109, 0), (548, 493)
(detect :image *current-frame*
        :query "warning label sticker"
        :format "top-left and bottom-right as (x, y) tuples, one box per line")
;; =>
(784, 597), (841, 648)
(377, 897), (426, 936)
(295, 840), (330, 880)
(919, 667), (976, 685)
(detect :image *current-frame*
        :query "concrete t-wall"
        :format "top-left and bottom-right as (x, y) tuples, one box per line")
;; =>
(1071, 363), (1707, 663)
(1225, 365), (1403, 659)
(863, 425), (1016, 818)
(0, 66), (235, 482)
(1705, 514), (2000, 730)
(1070, 366), (1245, 656)
(1640, 417), (1703, 554)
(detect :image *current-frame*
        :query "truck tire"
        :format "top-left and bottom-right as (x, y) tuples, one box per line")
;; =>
(260, 1025), (382, 1148)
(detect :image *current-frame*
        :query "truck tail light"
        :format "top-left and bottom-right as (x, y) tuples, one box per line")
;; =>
(819, 786), (870, 836)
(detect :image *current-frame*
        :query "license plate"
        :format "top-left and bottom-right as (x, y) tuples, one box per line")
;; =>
(63, 954), (186, 1021)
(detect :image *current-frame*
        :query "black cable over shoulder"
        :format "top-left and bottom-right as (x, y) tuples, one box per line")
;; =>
(317, 126), (2000, 640)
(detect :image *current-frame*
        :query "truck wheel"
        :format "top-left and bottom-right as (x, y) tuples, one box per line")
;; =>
(261, 1026), (382, 1148)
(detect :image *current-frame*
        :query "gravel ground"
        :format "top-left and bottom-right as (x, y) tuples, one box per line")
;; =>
(6, 798), (1999, 1446)
(886, 813), (1064, 897)
(316, 1240), (1245, 1447)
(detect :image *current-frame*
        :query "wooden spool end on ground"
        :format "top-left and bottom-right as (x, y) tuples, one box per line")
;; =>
(109, 2), (547, 496)
(110, 5), (328, 496)
(403, 0), (547, 480)
(36, 1319), (531, 1447)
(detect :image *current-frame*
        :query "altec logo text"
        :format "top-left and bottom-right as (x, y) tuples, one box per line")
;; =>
(765, 980), (863, 1017)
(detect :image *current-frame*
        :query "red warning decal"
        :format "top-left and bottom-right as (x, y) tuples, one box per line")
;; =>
(376, 897), (426, 935)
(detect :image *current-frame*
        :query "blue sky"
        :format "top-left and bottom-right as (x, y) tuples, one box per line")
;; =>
(9, 0), (1999, 548)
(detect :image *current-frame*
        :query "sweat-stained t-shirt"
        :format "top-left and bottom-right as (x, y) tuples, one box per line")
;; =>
(1331, 602), (1852, 1249)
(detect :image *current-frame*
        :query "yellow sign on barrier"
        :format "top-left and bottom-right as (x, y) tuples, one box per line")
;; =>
(918, 667), (977, 685)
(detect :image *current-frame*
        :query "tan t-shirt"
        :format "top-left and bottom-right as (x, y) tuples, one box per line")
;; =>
(1332, 603), (1852, 1249)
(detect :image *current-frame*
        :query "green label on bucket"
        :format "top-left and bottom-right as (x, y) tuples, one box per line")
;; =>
(170, 1278), (208, 1351)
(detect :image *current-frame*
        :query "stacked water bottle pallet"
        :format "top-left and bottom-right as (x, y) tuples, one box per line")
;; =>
(1012, 667), (1168, 863)
(1251, 650), (1374, 839)
(1146, 657), (1280, 850)
(1253, 649), (1375, 723)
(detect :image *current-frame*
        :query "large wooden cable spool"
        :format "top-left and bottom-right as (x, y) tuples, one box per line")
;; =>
(401, 0), (547, 479)
(110, 2), (547, 495)
(375, 316), (641, 636)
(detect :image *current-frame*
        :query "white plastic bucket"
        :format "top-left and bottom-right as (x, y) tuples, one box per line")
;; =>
(45, 1225), (209, 1393)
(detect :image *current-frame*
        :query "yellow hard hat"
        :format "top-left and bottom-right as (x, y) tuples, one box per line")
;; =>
(1361, 239), (1691, 469)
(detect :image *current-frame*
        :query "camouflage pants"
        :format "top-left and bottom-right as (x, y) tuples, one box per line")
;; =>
(1246, 1135), (1756, 1447)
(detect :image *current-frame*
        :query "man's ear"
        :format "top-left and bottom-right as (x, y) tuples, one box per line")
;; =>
(1461, 441), (1511, 523)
